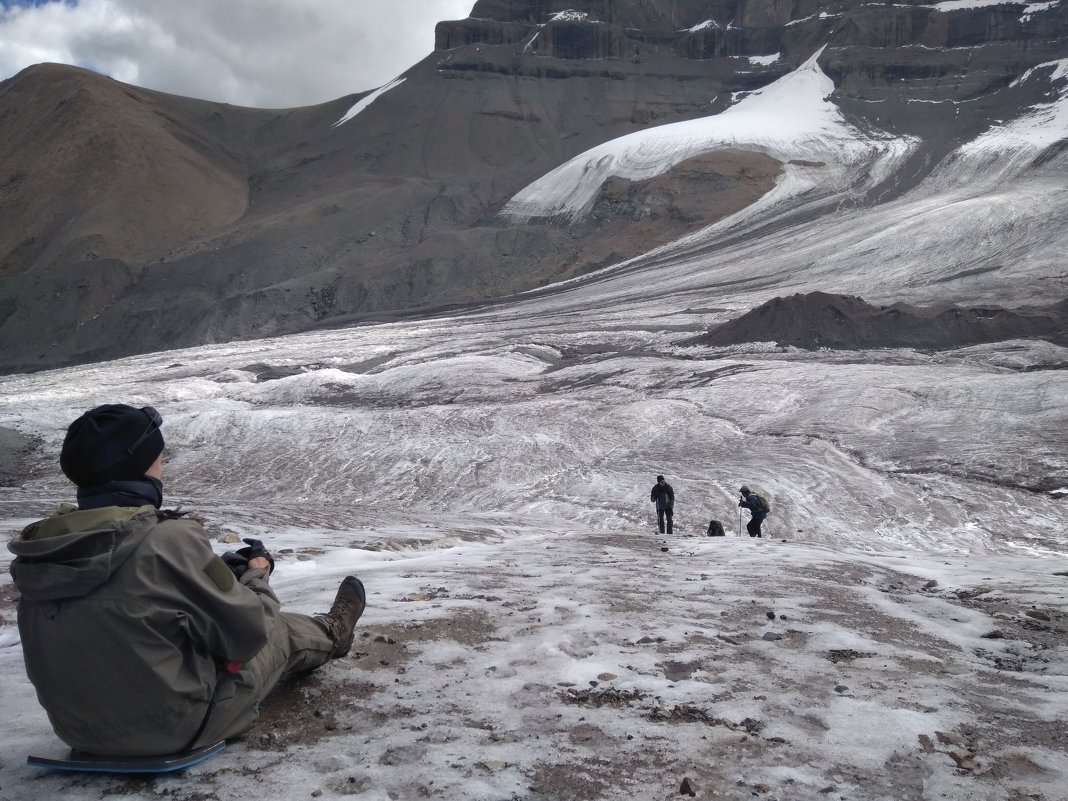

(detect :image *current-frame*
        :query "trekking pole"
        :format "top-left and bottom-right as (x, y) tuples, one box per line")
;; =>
(737, 507), (742, 537)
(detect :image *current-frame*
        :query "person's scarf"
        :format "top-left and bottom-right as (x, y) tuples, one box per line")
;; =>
(77, 477), (164, 510)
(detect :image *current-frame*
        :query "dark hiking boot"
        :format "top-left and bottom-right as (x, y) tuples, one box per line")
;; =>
(314, 576), (366, 658)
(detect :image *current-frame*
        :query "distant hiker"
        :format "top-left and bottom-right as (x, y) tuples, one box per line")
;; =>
(738, 485), (770, 537)
(8, 404), (367, 758)
(650, 474), (674, 534)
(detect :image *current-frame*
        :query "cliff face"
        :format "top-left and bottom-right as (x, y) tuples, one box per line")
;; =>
(441, 0), (1067, 139)
(1, 1), (1065, 372)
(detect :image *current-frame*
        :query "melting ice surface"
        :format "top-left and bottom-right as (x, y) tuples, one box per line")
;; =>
(1, 47), (1068, 801)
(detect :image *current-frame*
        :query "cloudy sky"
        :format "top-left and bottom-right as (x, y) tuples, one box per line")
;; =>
(0, 0), (474, 108)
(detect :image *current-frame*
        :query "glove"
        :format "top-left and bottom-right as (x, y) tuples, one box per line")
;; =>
(236, 538), (275, 574)
(221, 550), (249, 578)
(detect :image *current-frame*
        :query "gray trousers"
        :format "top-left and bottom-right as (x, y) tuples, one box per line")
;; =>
(194, 572), (335, 747)
(194, 611), (334, 747)
(657, 504), (673, 534)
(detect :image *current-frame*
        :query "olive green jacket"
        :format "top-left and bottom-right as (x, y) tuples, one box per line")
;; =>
(8, 504), (278, 755)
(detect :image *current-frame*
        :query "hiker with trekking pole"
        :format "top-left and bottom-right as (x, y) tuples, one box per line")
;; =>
(738, 485), (770, 538)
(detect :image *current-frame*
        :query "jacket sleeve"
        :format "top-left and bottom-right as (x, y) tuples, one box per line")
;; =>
(239, 566), (280, 604)
(149, 519), (277, 663)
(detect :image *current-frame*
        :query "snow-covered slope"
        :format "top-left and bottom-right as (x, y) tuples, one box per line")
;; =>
(493, 46), (1068, 314)
(502, 50), (917, 224)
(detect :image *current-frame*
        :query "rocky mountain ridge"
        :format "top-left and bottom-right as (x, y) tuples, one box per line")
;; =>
(1, 0), (1066, 372)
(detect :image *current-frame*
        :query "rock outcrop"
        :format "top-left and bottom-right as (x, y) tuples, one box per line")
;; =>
(0, 426), (42, 487)
(690, 292), (1068, 351)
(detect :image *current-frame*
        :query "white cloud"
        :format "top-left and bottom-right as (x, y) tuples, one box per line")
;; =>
(0, 0), (474, 107)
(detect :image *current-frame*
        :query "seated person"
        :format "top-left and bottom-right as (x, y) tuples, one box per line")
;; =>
(9, 403), (365, 756)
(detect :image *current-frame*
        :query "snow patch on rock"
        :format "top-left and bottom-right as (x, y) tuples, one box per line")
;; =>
(747, 53), (781, 66)
(333, 77), (405, 128)
(501, 48), (916, 224)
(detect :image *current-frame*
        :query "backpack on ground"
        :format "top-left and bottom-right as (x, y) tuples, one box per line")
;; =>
(706, 519), (726, 537)
(754, 493), (771, 514)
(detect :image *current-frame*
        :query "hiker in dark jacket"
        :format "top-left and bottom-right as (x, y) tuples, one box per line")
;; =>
(8, 404), (366, 757)
(738, 485), (767, 538)
(650, 475), (674, 534)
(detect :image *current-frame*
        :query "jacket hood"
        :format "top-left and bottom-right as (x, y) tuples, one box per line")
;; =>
(8, 505), (157, 602)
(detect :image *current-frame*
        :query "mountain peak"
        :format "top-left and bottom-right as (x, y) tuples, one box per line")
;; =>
(1, 0), (1067, 372)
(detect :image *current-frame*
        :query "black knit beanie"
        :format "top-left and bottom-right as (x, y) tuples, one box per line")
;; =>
(60, 404), (165, 487)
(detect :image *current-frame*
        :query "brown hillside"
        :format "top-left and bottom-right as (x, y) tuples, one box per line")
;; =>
(0, 63), (248, 269)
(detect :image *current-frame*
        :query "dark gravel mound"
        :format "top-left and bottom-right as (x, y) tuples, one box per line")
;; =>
(0, 426), (43, 487)
(691, 292), (1068, 351)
